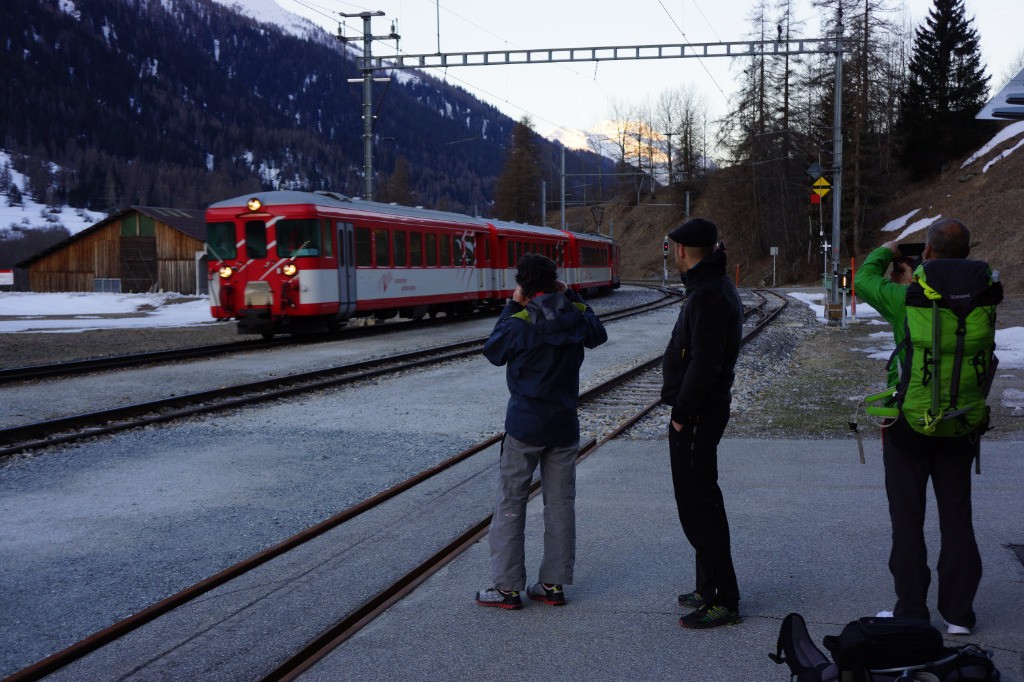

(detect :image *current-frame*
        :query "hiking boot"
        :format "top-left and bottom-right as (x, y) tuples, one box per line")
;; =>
(679, 604), (741, 629)
(476, 587), (523, 610)
(677, 590), (705, 609)
(526, 582), (566, 606)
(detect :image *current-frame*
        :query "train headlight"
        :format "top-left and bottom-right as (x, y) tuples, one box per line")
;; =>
(282, 263), (298, 277)
(246, 198), (262, 212)
(218, 265), (234, 279)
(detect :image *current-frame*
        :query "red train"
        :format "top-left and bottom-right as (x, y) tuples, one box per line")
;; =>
(206, 191), (620, 336)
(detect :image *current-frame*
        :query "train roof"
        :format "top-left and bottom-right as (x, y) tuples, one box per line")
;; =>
(206, 192), (617, 245)
(483, 219), (568, 238)
(207, 191), (486, 227)
(568, 230), (616, 245)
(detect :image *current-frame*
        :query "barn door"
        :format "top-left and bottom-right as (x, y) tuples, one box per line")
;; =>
(120, 236), (157, 293)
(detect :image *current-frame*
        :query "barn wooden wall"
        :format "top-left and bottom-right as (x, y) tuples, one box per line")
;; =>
(26, 214), (205, 294)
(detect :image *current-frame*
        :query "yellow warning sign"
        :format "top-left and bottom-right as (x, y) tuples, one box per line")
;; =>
(812, 177), (831, 197)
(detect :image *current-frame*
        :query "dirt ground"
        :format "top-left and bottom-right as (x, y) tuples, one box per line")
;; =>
(728, 294), (1024, 443)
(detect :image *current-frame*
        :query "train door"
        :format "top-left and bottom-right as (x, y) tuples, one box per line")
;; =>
(484, 226), (501, 296)
(336, 221), (357, 317)
(561, 234), (578, 288)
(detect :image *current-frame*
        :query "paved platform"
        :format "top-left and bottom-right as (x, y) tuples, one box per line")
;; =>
(301, 436), (1024, 681)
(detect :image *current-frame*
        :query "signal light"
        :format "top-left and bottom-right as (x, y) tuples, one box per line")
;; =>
(246, 198), (262, 212)
(840, 268), (852, 292)
(663, 237), (670, 256)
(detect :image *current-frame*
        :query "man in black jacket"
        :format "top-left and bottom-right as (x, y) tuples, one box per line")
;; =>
(661, 217), (744, 629)
(476, 254), (607, 610)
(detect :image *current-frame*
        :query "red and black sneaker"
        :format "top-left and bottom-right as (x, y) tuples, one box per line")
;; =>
(526, 582), (566, 606)
(476, 587), (523, 610)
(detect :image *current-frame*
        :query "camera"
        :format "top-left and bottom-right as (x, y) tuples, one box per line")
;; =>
(896, 242), (925, 270)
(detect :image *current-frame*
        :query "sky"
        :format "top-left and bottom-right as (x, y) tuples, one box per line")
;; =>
(266, 0), (1024, 139)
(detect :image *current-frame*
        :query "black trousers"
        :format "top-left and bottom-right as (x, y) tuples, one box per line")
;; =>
(882, 418), (982, 628)
(668, 406), (739, 610)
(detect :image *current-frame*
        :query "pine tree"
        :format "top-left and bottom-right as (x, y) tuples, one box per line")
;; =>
(898, 0), (991, 178)
(493, 117), (543, 224)
(380, 156), (415, 206)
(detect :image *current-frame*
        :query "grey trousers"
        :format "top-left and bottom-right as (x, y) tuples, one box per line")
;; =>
(489, 434), (578, 591)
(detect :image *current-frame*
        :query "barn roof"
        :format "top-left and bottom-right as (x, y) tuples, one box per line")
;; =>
(15, 206), (206, 268)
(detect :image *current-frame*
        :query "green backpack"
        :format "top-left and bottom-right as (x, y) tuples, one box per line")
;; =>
(867, 259), (1002, 438)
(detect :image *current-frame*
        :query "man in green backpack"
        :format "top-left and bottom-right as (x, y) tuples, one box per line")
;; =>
(856, 219), (1002, 637)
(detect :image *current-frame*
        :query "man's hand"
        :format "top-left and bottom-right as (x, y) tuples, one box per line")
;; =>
(671, 420), (684, 432)
(556, 280), (568, 293)
(881, 240), (901, 256)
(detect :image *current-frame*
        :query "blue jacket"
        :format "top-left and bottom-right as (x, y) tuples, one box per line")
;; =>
(483, 289), (608, 446)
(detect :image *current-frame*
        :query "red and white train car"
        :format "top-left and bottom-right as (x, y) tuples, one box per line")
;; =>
(206, 190), (619, 336)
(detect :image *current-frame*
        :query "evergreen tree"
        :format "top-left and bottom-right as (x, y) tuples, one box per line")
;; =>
(380, 156), (415, 206)
(898, 0), (991, 178)
(493, 117), (543, 224)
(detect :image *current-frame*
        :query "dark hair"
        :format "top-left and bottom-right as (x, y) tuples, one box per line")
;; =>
(515, 253), (558, 297)
(926, 219), (971, 259)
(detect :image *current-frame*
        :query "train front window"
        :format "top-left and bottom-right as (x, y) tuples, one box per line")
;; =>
(244, 221), (266, 258)
(277, 219), (320, 257)
(206, 222), (237, 260)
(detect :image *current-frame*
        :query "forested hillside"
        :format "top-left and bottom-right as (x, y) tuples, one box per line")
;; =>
(0, 0), (608, 218)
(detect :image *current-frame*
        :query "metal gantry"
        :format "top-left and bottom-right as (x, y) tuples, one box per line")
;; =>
(343, 15), (847, 307)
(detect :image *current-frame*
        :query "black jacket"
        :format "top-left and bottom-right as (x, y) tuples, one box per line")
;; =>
(483, 289), (607, 446)
(660, 248), (743, 422)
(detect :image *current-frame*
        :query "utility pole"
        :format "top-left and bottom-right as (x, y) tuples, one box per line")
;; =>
(830, 22), (844, 315)
(338, 11), (399, 202)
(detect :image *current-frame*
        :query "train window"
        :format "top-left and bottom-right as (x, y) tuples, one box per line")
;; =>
(464, 234), (475, 266)
(507, 242), (514, 268)
(320, 220), (334, 258)
(355, 227), (371, 266)
(426, 233), (437, 266)
(482, 236), (490, 262)
(409, 232), (422, 266)
(277, 219), (320, 257)
(245, 221), (267, 258)
(374, 229), (389, 266)
(206, 222), (237, 260)
(439, 234), (450, 266)
(393, 230), (407, 267)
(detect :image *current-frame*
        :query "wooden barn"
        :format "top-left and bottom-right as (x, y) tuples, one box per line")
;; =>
(16, 207), (208, 295)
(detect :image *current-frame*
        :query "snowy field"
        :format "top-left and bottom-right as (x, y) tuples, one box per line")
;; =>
(0, 292), (214, 333)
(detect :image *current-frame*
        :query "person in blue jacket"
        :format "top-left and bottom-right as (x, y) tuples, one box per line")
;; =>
(476, 253), (607, 610)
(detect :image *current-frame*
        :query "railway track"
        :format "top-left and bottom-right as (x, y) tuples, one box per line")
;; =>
(0, 307), (510, 385)
(0, 289), (681, 459)
(0, 287), (674, 385)
(5, 288), (787, 682)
